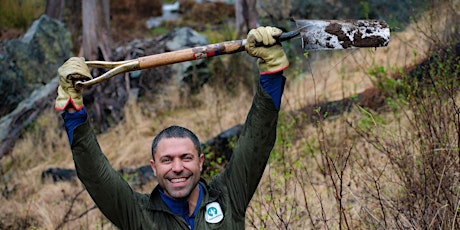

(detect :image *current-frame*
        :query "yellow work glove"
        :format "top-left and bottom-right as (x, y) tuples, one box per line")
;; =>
(54, 57), (92, 111)
(245, 26), (289, 74)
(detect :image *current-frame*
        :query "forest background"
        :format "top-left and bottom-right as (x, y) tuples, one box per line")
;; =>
(0, 0), (459, 229)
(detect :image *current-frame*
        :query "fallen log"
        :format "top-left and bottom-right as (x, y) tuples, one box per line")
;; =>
(41, 167), (78, 183)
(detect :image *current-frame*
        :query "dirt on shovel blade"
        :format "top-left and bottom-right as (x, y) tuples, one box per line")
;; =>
(295, 19), (390, 51)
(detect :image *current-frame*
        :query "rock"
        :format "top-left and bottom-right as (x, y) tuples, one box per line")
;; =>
(146, 1), (180, 29)
(202, 124), (243, 161)
(0, 78), (59, 159)
(119, 165), (156, 188)
(164, 27), (210, 94)
(0, 15), (73, 116)
(41, 167), (77, 183)
(200, 124), (243, 176)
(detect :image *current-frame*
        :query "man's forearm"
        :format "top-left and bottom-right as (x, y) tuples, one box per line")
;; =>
(62, 107), (87, 145)
(260, 71), (286, 110)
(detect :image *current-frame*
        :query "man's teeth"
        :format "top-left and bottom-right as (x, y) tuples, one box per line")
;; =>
(171, 178), (186, 183)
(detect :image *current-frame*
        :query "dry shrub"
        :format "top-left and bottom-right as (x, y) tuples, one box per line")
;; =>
(111, 0), (162, 18)
(180, 0), (235, 26)
(110, 0), (162, 44)
(358, 87), (386, 111)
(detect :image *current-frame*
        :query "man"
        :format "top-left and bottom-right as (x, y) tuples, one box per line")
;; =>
(55, 26), (289, 229)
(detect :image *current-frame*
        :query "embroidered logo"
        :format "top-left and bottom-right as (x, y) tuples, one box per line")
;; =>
(205, 202), (223, 223)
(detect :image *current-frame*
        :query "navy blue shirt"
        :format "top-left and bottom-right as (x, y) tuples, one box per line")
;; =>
(159, 184), (203, 230)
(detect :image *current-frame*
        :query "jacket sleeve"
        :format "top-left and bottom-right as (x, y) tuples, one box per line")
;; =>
(215, 78), (283, 217)
(70, 121), (144, 229)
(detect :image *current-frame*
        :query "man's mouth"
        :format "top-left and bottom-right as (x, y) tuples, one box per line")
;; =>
(170, 177), (187, 183)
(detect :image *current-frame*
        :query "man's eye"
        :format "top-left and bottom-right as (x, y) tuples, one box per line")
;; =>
(161, 158), (171, 163)
(183, 155), (193, 161)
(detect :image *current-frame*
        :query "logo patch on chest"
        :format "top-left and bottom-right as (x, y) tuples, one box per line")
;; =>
(205, 202), (224, 223)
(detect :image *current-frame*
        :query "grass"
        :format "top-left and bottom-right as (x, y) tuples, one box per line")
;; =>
(0, 0), (45, 30)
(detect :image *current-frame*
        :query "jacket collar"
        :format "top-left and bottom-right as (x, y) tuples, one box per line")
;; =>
(147, 178), (221, 212)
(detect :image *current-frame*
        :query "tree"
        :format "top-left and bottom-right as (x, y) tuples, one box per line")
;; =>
(235, 0), (259, 38)
(81, 0), (112, 61)
(44, 0), (64, 20)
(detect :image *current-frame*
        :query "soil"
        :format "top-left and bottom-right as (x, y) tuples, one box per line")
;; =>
(0, 27), (24, 40)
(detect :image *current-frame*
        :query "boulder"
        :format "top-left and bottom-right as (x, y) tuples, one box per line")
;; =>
(163, 27), (210, 94)
(0, 15), (73, 116)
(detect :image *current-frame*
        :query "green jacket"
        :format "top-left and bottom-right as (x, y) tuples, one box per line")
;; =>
(70, 84), (279, 229)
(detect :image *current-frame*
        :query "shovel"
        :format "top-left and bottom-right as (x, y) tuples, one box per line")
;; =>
(76, 19), (390, 89)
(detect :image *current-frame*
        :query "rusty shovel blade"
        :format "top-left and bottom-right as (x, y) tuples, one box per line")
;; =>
(292, 19), (390, 51)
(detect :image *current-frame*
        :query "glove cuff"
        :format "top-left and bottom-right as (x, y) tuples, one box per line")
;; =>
(55, 98), (84, 111)
(55, 86), (84, 111)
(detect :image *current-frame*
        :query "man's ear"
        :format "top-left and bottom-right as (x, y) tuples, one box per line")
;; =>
(150, 159), (156, 176)
(199, 154), (204, 172)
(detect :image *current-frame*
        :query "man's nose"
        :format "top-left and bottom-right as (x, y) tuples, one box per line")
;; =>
(171, 159), (184, 172)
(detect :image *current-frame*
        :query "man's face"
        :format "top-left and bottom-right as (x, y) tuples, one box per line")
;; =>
(150, 137), (204, 200)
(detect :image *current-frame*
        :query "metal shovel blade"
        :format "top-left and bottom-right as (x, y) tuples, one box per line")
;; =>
(294, 19), (390, 51)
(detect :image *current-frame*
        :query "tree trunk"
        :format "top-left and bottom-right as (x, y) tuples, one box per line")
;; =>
(44, 0), (64, 20)
(235, 0), (259, 38)
(81, 0), (112, 61)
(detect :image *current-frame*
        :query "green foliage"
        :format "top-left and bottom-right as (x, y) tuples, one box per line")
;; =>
(356, 106), (385, 130)
(0, 0), (45, 30)
(148, 26), (170, 37)
(122, 171), (138, 184)
(367, 65), (410, 102)
(201, 134), (239, 180)
(202, 23), (236, 44)
(367, 65), (387, 79)
(203, 150), (225, 179)
(359, 0), (370, 19)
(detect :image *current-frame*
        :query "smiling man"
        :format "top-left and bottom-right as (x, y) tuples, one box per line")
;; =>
(56, 26), (289, 229)
(152, 133), (204, 200)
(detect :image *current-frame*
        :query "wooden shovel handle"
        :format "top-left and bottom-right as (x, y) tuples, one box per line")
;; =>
(77, 40), (247, 89)
(139, 39), (246, 69)
(77, 31), (299, 89)
(137, 30), (299, 69)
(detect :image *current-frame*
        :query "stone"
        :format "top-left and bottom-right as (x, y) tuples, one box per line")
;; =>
(164, 27), (210, 93)
(0, 15), (73, 116)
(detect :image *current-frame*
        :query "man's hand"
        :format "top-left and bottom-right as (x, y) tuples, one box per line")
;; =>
(55, 57), (92, 111)
(245, 26), (289, 75)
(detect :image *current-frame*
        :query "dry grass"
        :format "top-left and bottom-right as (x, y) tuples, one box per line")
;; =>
(0, 0), (44, 33)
